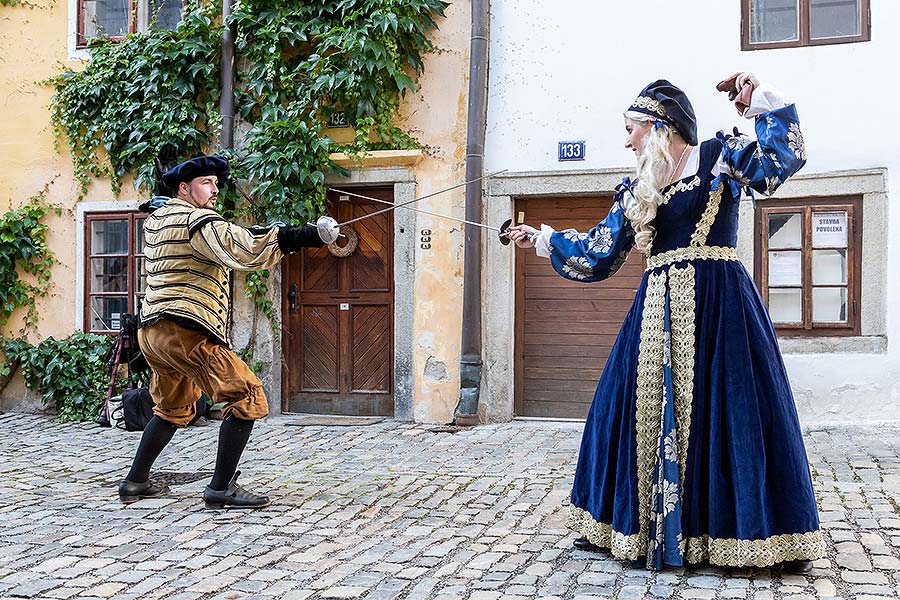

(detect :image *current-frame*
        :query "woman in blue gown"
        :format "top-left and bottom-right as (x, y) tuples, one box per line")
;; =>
(507, 74), (824, 572)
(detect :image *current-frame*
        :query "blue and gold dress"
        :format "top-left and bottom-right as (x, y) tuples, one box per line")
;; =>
(541, 100), (824, 569)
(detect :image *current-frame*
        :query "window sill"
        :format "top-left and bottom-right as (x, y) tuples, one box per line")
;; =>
(68, 47), (92, 62)
(742, 35), (870, 51)
(328, 149), (424, 169)
(779, 335), (886, 355)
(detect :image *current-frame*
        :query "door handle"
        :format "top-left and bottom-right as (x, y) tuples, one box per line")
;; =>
(288, 283), (298, 314)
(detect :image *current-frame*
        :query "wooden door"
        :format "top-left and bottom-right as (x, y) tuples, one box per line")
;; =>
(514, 196), (645, 419)
(282, 188), (394, 416)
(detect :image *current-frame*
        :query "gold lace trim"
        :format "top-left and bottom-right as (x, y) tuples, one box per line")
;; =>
(630, 96), (666, 118)
(646, 246), (737, 271)
(634, 270), (668, 555)
(566, 505), (642, 559)
(683, 531), (826, 567)
(669, 265), (695, 491)
(567, 505), (825, 566)
(660, 176), (701, 205)
(689, 184), (724, 247)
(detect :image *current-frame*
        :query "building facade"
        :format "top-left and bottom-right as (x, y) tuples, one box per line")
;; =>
(481, 0), (896, 424)
(0, 0), (476, 423)
(1, 0), (896, 426)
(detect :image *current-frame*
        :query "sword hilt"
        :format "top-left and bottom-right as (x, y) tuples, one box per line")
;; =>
(498, 219), (513, 246)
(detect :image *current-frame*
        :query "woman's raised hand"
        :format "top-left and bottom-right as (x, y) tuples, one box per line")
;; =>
(505, 224), (538, 248)
(735, 72), (759, 91)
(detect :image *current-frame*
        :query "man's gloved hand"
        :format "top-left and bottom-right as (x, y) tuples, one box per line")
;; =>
(277, 224), (325, 254)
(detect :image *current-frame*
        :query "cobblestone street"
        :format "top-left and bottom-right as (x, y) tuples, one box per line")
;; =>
(3, 413), (900, 600)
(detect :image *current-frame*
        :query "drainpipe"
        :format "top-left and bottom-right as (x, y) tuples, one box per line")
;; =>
(219, 0), (236, 152)
(220, 0), (237, 340)
(455, 0), (490, 426)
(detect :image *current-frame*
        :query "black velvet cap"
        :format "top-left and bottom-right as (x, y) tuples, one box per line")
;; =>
(161, 155), (230, 191)
(627, 80), (698, 146)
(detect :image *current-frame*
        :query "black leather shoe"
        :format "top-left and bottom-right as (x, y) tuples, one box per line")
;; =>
(779, 559), (813, 574)
(573, 536), (606, 553)
(202, 471), (270, 509)
(118, 479), (169, 504)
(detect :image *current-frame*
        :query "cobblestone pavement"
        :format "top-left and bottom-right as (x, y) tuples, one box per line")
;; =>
(3, 413), (900, 600)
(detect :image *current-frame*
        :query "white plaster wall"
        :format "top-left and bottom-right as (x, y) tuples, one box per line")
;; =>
(485, 0), (900, 424)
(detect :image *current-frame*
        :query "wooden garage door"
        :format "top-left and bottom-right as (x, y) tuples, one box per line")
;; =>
(514, 196), (645, 419)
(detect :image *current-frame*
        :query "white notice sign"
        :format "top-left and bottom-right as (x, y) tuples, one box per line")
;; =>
(768, 251), (801, 287)
(812, 211), (847, 248)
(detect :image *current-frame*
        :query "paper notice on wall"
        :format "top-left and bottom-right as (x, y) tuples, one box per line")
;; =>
(768, 251), (801, 287)
(812, 211), (847, 248)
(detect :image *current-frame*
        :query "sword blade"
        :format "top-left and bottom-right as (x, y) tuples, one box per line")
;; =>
(328, 168), (507, 227)
(333, 188), (500, 232)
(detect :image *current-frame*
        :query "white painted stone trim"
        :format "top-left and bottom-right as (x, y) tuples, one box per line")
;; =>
(67, 0), (90, 61)
(738, 168), (888, 355)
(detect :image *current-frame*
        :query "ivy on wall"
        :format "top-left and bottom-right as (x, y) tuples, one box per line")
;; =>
(48, 0), (449, 224)
(45, 0), (448, 365)
(0, 196), (58, 333)
(0, 196), (112, 424)
(1, 333), (112, 422)
(47, 8), (222, 198)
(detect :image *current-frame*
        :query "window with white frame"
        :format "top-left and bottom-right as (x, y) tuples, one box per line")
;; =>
(78, 0), (183, 48)
(85, 212), (147, 333)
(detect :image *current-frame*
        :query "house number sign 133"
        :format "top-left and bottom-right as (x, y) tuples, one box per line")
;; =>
(558, 140), (586, 161)
(420, 229), (432, 250)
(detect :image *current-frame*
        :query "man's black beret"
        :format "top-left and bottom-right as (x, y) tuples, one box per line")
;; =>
(161, 155), (230, 191)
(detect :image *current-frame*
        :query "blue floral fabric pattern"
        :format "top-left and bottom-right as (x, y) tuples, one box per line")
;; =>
(720, 104), (805, 197)
(546, 181), (636, 283)
(646, 291), (684, 569)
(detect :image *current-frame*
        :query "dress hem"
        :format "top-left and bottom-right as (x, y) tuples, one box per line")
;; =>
(566, 505), (826, 567)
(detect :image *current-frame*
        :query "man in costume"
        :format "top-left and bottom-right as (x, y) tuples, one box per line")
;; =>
(118, 155), (328, 509)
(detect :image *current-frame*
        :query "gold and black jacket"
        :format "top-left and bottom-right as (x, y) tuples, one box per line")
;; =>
(139, 198), (282, 345)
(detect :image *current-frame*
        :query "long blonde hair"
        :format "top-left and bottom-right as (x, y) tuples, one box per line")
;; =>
(623, 112), (676, 253)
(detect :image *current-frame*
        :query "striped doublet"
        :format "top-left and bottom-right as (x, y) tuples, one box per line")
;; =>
(140, 198), (283, 345)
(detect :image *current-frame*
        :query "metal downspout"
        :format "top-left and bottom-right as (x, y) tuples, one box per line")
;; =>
(219, 0), (236, 152)
(455, 0), (490, 426)
(219, 0), (237, 340)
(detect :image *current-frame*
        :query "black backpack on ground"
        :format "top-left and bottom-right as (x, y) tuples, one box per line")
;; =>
(111, 389), (210, 431)
(96, 312), (152, 428)
(110, 387), (155, 431)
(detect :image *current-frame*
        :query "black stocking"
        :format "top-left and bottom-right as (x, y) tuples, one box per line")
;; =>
(125, 416), (177, 483)
(209, 416), (254, 490)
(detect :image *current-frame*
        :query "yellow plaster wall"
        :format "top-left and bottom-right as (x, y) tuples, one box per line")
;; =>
(0, 0), (140, 406)
(397, 1), (471, 423)
(0, 1), (473, 423)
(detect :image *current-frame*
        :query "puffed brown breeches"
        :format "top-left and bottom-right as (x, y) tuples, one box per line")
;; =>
(137, 319), (268, 427)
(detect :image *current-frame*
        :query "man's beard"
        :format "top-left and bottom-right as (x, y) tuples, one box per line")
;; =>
(189, 191), (217, 208)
